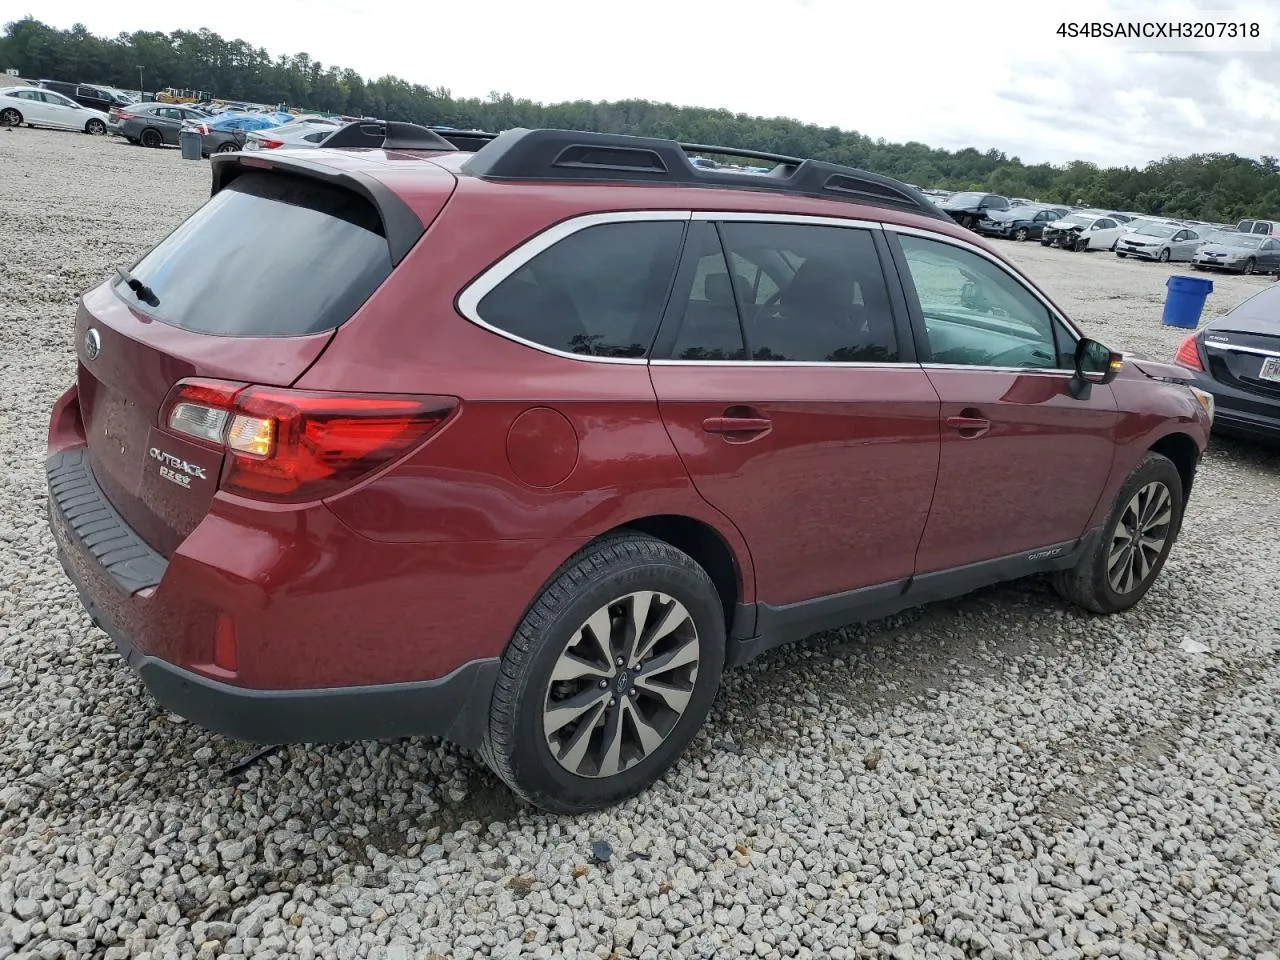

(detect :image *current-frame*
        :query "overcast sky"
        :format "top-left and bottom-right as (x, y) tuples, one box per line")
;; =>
(21, 0), (1280, 168)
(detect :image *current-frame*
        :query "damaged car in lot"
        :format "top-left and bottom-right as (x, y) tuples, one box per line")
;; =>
(1192, 232), (1280, 275)
(1042, 212), (1124, 252)
(1115, 222), (1203, 262)
(976, 205), (1069, 242)
(939, 191), (1010, 230)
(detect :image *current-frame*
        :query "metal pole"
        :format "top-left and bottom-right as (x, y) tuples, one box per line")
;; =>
(137, 66), (144, 100)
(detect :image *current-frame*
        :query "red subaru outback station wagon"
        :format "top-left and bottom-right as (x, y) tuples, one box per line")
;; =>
(47, 124), (1215, 812)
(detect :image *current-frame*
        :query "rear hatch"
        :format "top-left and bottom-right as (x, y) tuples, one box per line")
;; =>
(74, 158), (455, 557)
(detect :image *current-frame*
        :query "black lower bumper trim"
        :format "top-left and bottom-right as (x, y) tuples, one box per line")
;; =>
(55, 536), (499, 751)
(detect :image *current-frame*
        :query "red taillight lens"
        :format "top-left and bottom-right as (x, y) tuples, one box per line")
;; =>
(1173, 334), (1204, 372)
(159, 379), (457, 503)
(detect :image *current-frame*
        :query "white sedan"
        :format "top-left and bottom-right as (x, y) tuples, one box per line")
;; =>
(0, 86), (109, 135)
(1044, 212), (1126, 252)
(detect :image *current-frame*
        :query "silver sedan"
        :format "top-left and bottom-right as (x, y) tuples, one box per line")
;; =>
(1114, 223), (1202, 262)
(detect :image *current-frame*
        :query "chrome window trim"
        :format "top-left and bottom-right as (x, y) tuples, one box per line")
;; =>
(1204, 341), (1280, 359)
(650, 360), (906, 369)
(886, 224), (1088, 345)
(454, 210), (693, 366)
(691, 211), (884, 230)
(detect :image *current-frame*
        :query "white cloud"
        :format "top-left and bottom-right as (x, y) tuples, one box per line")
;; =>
(20, 0), (1280, 167)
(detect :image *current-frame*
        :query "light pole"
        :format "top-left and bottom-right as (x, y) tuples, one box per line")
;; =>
(137, 65), (144, 100)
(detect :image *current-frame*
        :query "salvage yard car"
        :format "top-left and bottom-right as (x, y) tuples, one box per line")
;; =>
(1192, 232), (1280, 275)
(46, 126), (1213, 812)
(0, 86), (108, 135)
(1173, 282), (1280, 443)
(976, 204), (1069, 242)
(1115, 221), (1203, 262)
(1042, 212), (1124, 252)
(938, 190), (1010, 230)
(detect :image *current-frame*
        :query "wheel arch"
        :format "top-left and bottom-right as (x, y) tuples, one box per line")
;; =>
(605, 514), (750, 640)
(1148, 431), (1200, 506)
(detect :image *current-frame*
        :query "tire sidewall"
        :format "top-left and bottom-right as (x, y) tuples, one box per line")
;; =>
(142, 129), (161, 148)
(1090, 455), (1184, 612)
(490, 546), (725, 812)
(0, 108), (20, 126)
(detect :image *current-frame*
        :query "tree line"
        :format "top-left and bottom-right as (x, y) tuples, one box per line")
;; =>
(4, 16), (1279, 223)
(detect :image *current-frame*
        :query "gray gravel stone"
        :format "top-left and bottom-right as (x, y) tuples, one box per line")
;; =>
(1, 126), (1279, 960)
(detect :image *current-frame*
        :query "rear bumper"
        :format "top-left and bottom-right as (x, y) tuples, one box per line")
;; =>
(52, 524), (498, 747)
(1180, 371), (1280, 444)
(45, 433), (503, 749)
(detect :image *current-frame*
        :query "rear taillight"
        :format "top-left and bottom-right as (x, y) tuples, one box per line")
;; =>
(159, 379), (458, 503)
(258, 138), (284, 149)
(1173, 333), (1204, 372)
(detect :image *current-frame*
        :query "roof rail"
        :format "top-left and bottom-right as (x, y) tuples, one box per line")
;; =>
(322, 120), (455, 152)
(458, 128), (947, 219)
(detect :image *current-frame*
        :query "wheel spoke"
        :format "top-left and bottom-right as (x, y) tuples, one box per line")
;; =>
(633, 598), (691, 665)
(544, 686), (609, 735)
(581, 607), (615, 666)
(625, 591), (656, 663)
(550, 651), (610, 683)
(635, 675), (693, 715)
(597, 701), (626, 777)
(639, 634), (699, 678)
(555, 701), (605, 772)
(623, 699), (666, 758)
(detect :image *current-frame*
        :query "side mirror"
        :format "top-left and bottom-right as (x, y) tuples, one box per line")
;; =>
(1070, 338), (1122, 399)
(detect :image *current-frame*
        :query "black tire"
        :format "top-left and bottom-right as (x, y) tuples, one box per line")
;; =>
(215, 141), (239, 153)
(1158, 248), (1171, 263)
(1075, 238), (1089, 252)
(1053, 452), (1185, 615)
(1243, 258), (1256, 275)
(140, 128), (163, 148)
(1110, 240), (1118, 251)
(1116, 252), (1128, 259)
(85, 118), (107, 136)
(0, 107), (21, 127)
(1041, 237), (1052, 246)
(482, 532), (725, 813)
(1015, 227), (1029, 242)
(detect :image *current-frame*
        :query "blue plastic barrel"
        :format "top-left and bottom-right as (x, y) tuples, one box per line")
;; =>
(1161, 275), (1213, 329)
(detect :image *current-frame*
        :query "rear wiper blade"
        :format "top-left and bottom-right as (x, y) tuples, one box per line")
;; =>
(115, 267), (159, 308)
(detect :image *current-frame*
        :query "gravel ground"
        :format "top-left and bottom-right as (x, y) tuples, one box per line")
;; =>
(1, 127), (1279, 960)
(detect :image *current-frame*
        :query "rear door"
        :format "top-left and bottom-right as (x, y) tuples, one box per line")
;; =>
(650, 217), (941, 610)
(73, 163), (456, 556)
(886, 228), (1120, 573)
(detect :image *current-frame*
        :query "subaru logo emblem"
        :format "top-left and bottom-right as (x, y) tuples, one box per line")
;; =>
(84, 328), (101, 361)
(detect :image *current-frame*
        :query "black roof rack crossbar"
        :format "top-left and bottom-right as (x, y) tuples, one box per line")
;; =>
(322, 120), (456, 152)
(679, 142), (805, 166)
(458, 128), (947, 220)
(435, 129), (500, 152)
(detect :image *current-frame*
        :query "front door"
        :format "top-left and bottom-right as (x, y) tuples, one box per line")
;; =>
(887, 229), (1120, 574)
(650, 219), (941, 609)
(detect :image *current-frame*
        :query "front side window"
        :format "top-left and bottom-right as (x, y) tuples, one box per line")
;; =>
(712, 221), (898, 363)
(475, 220), (684, 358)
(897, 234), (1071, 370)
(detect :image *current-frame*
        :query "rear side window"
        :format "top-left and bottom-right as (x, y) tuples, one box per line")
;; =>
(717, 221), (898, 363)
(475, 221), (684, 358)
(119, 172), (391, 337)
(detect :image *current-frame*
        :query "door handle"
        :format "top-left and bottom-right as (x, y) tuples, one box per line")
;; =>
(945, 412), (991, 438)
(702, 416), (772, 434)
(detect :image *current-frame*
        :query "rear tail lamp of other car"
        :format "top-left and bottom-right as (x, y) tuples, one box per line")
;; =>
(159, 378), (459, 502)
(1173, 333), (1205, 372)
(257, 138), (284, 150)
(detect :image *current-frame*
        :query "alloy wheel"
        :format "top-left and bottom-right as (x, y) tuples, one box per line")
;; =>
(0, 108), (20, 127)
(1107, 481), (1173, 594)
(543, 591), (700, 779)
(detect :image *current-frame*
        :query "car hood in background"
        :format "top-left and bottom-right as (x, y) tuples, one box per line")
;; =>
(1196, 243), (1253, 257)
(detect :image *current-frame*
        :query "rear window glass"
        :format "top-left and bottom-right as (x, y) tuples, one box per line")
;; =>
(119, 172), (391, 337)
